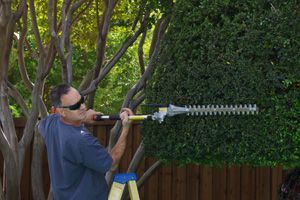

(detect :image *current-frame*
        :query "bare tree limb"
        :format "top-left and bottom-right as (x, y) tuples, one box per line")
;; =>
(95, 0), (100, 28)
(137, 161), (161, 188)
(0, 124), (10, 159)
(7, 82), (30, 118)
(0, 83), (19, 158)
(55, 0), (87, 84)
(138, 31), (147, 75)
(149, 17), (163, 59)
(42, 39), (56, 80)
(82, 15), (150, 95)
(17, 4), (34, 91)
(48, 0), (56, 38)
(25, 38), (39, 59)
(105, 15), (170, 186)
(72, 0), (93, 26)
(31, 127), (46, 200)
(18, 65), (46, 176)
(105, 14), (170, 186)
(60, 0), (71, 50)
(131, 0), (147, 31)
(129, 91), (145, 111)
(121, 16), (169, 109)
(13, 0), (27, 21)
(29, 0), (45, 56)
(0, 3), (15, 80)
(0, 83), (20, 200)
(84, 0), (117, 107)
(127, 141), (145, 172)
(0, 174), (3, 199)
(0, 0), (12, 27)
(48, 0), (68, 83)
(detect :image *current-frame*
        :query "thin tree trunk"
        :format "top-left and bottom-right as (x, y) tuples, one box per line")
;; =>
(31, 128), (46, 200)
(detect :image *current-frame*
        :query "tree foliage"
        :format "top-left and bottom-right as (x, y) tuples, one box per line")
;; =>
(143, 0), (300, 168)
(0, 0), (172, 199)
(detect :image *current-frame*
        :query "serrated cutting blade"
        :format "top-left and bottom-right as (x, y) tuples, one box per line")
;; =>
(186, 104), (258, 115)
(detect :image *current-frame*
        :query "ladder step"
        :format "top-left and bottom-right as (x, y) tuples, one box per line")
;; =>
(108, 173), (140, 200)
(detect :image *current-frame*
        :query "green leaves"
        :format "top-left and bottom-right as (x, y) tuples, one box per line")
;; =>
(143, 0), (300, 167)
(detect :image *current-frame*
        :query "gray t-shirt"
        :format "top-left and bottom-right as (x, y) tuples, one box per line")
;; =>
(39, 114), (112, 200)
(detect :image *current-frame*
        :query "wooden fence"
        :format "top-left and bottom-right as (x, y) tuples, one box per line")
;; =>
(0, 118), (289, 199)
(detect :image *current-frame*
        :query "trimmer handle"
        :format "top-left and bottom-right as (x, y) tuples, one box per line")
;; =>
(93, 114), (151, 121)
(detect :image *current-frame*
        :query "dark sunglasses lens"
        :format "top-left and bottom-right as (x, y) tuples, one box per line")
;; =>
(68, 96), (84, 110)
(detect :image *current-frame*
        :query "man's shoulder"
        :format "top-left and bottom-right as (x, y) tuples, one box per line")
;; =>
(41, 114), (60, 125)
(38, 114), (60, 136)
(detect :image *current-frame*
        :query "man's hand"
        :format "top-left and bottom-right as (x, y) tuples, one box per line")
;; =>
(83, 109), (103, 123)
(120, 108), (134, 128)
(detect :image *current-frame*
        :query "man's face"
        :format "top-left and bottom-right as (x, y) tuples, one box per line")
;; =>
(59, 87), (87, 122)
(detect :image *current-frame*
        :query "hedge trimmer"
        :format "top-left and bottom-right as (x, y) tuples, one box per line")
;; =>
(93, 104), (258, 123)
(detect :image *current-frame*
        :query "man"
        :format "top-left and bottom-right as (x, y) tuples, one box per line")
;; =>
(38, 84), (133, 200)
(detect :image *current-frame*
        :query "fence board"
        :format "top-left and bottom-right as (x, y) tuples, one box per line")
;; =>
(145, 158), (159, 200)
(227, 166), (241, 200)
(199, 166), (213, 200)
(213, 167), (227, 200)
(173, 166), (186, 200)
(0, 118), (288, 200)
(271, 167), (282, 200)
(159, 164), (172, 200)
(256, 167), (271, 200)
(186, 164), (200, 200)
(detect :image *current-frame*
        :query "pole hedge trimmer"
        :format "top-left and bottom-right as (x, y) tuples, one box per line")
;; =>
(93, 104), (258, 123)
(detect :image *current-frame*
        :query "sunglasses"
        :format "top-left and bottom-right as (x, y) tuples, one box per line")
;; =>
(58, 95), (85, 110)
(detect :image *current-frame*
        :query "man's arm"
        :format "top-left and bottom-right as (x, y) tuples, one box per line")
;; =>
(109, 108), (133, 171)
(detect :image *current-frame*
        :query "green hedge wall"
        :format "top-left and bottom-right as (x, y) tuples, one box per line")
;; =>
(142, 0), (300, 167)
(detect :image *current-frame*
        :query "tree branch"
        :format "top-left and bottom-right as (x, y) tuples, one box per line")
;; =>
(25, 38), (38, 59)
(82, 15), (149, 95)
(42, 39), (56, 80)
(137, 161), (161, 188)
(18, 70), (46, 176)
(0, 83), (18, 155)
(17, 4), (34, 91)
(13, 0), (27, 22)
(7, 82), (30, 118)
(127, 141), (145, 172)
(0, 0), (12, 27)
(0, 174), (3, 199)
(29, 0), (45, 56)
(72, 0), (93, 26)
(0, 124), (10, 158)
(130, 91), (145, 111)
(31, 127), (46, 200)
(131, 0), (146, 31)
(138, 31), (147, 75)
(122, 15), (170, 107)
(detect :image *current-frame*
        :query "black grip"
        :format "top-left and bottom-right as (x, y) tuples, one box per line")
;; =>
(93, 114), (121, 121)
(107, 115), (121, 120)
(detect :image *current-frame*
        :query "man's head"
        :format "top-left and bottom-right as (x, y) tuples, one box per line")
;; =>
(50, 84), (87, 124)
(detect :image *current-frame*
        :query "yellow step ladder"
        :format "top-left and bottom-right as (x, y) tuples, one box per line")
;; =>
(108, 173), (140, 200)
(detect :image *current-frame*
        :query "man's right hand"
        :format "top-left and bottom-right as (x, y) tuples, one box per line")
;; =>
(120, 108), (134, 128)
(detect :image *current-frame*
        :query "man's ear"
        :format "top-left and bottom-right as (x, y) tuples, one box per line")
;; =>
(51, 107), (58, 114)
(59, 108), (66, 117)
(52, 107), (65, 116)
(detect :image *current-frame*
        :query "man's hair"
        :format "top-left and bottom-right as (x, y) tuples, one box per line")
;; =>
(50, 84), (71, 107)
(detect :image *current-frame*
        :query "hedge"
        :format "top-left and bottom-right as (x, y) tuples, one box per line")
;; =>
(142, 0), (300, 168)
